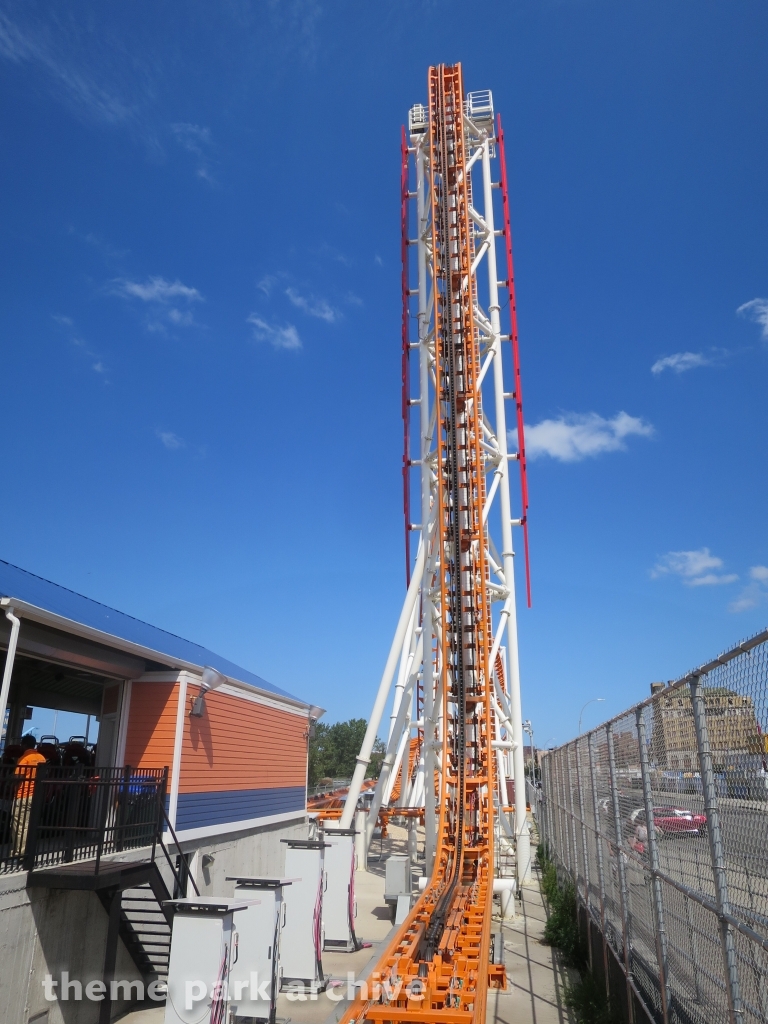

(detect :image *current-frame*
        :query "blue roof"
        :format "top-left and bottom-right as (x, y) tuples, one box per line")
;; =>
(0, 559), (304, 706)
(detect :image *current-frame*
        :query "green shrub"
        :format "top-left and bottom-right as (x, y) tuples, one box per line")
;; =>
(537, 845), (619, 1023)
(537, 846), (584, 968)
(565, 971), (619, 1024)
(542, 878), (584, 969)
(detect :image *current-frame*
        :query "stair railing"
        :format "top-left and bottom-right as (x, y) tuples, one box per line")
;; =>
(153, 786), (200, 897)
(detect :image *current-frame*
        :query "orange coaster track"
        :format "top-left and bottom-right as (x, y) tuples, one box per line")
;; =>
(339, 62), (502, 1024)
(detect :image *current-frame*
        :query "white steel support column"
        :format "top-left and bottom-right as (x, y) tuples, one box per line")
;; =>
(480, 136), (531, 884)
(389, 604), (417, 743)
(340, 540), (426, 829)
(365, 635), (422, 848)
(416, 133), (437, 870)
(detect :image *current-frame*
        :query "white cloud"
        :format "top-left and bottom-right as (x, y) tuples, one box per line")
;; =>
(113, 277), (202, 304)
(171, 123), (212, 155)
(512, 412), (653, 462)
(257, 275), (278, 296)
(264, 0), (323, 65)
(52, 313), (73, 326)
(737, 298), (768, 340)
(171, 123), (215, 183)
(92, 361), (107, 375)
(651, 351), (712, 375)
(652, 548), (721, 578)
(168, 308), (195, 327)
(157, 430), (184, 450)
(0, 12), (150, 145)
(285, 287), (337, 323)
(687, 573), (739, 587)
(652, 547), (738, 587)
(111, 276), (203, 330)
(247, 314), (301, 351)
(730, 565), (768, 612)
(82, 231), (129, 262)
(729, 593), (759, 613)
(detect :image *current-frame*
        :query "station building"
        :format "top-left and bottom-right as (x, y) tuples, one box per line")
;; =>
(0, 559), (318, 1024)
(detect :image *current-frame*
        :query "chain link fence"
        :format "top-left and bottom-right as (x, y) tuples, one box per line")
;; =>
(537, 627), (768, 1024)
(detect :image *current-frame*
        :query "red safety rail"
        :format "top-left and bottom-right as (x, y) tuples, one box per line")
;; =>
(496, 114), (532, 607)
(401, 125), (412, 587)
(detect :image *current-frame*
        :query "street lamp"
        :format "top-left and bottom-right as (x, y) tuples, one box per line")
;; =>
(522, 720), (536, 782)
(578, 698), (605, 736)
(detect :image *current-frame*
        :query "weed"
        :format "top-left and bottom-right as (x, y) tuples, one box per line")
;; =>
(565, 970), (620, 1024)
(537, 845), (620, 1024)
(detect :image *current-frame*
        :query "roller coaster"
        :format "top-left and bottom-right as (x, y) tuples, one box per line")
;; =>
(332, 63), (531, 1024)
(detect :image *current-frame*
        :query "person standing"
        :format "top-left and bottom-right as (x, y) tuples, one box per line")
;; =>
(11, 735), (46, 858)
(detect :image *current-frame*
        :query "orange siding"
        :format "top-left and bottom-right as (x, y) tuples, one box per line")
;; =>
(124, 682), (178, 778)
(180, 687), (307, 793)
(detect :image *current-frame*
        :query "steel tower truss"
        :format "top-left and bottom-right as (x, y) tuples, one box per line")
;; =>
(338, 63), (530, 1022)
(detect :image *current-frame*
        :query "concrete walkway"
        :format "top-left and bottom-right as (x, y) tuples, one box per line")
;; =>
(488, 861), (577, 1024)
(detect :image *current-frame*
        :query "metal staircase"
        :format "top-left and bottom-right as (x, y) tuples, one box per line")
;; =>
(97, 866), (174, 984)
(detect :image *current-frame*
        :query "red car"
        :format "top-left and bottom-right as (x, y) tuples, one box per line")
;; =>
(628, 806), (707, 838)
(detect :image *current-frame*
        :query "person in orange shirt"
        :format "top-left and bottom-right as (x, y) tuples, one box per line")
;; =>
(12, 735), (47, 858)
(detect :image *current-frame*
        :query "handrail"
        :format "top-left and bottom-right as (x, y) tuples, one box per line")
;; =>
(154, 790), (200, 897)
(1, 764), (169, 876)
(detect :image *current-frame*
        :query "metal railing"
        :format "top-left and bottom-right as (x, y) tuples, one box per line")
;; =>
(538, 627), (768, 1024)
(0, 765), (168, 875)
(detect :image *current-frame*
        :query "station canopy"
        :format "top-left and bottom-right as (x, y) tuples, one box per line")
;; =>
(0, 559), (304, 707)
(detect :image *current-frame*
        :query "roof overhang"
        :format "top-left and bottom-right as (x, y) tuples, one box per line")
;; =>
(1, 597), (311, 714)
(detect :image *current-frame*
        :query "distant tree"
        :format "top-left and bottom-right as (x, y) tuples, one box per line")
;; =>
(307, 718), (385, 788)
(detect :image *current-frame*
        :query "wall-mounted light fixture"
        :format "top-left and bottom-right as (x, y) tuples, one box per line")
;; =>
(190, 666), (228, 717)
(307, 704), (326, 738)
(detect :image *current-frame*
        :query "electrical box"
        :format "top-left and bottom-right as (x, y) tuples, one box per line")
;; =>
(322, 827), (358, 952)
(226, 877), (294, 1022)
(384, 854), (411, 912)
(163, 897), (251, 1024)
(280, 839), (328, 993)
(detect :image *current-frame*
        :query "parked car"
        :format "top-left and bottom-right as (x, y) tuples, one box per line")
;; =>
(627, 805), (707, 838)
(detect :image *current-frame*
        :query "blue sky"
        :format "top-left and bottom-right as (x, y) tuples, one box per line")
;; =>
(1, 1), (767, 747)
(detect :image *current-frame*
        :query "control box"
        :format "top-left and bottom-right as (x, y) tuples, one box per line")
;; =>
(280, 840), (328, 993)
(322, 827), (358, 952)
(163, 897), (250, 1024)
(226, 877), (294, 1022)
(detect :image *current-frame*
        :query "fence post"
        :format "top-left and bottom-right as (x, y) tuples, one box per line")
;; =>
(742, 857), (768, 1017)
(567, 745), (583, 896)
(542, 753), (555, 856)
(689, 673), (744, 1023)
(587, 732), (610, 998)
(574, 740), (594, 973)
(550, 750), (561, 865)
(116, 765), (131, 852)
(556, 748), (572, 878)
(636, 706), (671, 1024)
(607, 722), (634, 1022)
(575, 740), (592, 914)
